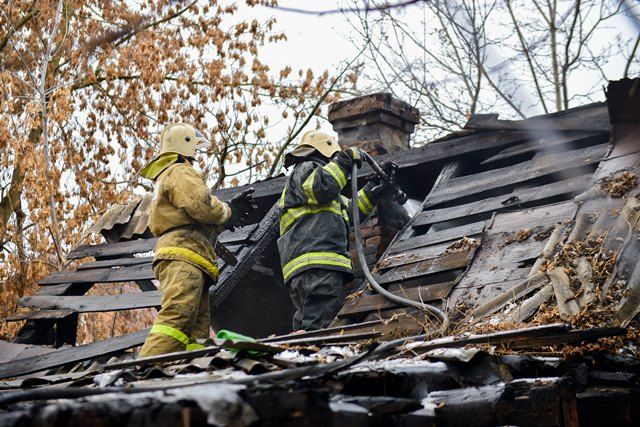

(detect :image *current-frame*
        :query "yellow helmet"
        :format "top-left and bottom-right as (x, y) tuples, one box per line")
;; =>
(284, 131), (340, 169)
(298, 130), (340, 158)
(158, 123), (208, 158)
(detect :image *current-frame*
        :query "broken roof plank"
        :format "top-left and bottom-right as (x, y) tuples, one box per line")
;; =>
(39, 263), (154, 285)
(0, 341), (56, 364)
(508, 326), (627, 349)
(337, 281), (455, 318)
(19, 291), (161, 312)
(470, 273), (548, 321)
(67, 238), (156, 259)
(0, 328), (149, 379)
(379, 237), (482, 270)
(413, 175), (591, 228)
(406, 323), (571, 352)
(76, 256), (154, 271)
(424, 143), (608, 208)
(488, 201), (577, 234)
(481, 131), (606, 166)
(465, 102), (608, 132)
(66, 224), (258, 260)
(390, 220), (486, 254)
(261, 319), (385, 343)
(5, 309), (75, 322)
(376, 250), (475, 284)
(378, 241), (454, 269)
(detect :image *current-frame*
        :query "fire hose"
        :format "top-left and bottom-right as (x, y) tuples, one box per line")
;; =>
(351, 154), (450, 331)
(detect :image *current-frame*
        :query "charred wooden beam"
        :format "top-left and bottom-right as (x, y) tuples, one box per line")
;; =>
(38, 263), (155, 286)
(0, 329), (150, 379)
(337, 281), (455, 318)
(19, 291), (161, 313)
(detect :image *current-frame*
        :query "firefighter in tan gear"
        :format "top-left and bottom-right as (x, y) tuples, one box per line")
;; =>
(278, 131), (390, 331)
(138, 123), (257, 357)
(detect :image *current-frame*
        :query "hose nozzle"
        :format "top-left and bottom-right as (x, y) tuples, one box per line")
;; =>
(362, 153), (408, 205)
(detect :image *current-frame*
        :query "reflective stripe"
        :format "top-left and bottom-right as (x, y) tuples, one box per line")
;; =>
(339, 195), (351, 222)
(279, 183), (288, 208)
(155, 247), (219, 278)
(282, 251), (352, 281)
(302, 169), (319, 205)
(357, 189), (374, 215)
(280, 201), (343, 234)
(186, 342), (206, 351)
(323, 162), (347, 188)
(151, 324), (189, 345)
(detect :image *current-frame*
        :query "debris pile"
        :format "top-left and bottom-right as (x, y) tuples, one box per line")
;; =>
(598, 171), (638, 198)
(445, 236), (479, 253)
(464, 214), (638, 358)
(504, 228), (533, 245)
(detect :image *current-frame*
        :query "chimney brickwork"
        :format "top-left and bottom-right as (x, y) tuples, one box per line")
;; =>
(328, 92), (420, 155)
(328, 93), (419, 285)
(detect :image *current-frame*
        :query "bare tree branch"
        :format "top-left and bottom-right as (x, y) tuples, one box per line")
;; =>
(265, 0), (422, 17)
(624, 33), (640, 78)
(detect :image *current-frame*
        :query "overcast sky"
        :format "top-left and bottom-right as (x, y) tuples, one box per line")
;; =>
(249, 0), (639, 130)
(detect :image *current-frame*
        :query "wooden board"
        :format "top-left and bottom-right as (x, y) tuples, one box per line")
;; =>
(390, 221), (486, 254)
(5, 309), (75, 322)
(465, 103), (608, 131)
(480, 131), (605, 166)
(19, 291), (161, 312)
(0, 341), (56, 364)
(0, 329), (149, 379)
(338, 281), (455, 318)
(378, 241), (465, 270)
(488, 201), (578, 234)
(67, 238), (156, 259)
(76, 256), (153, 271)
(413, 175), (591, 227)
(423, 143), (608, 208)
(39, 263), (154, 285)
(66, 224), (257, 260)
(377, 249), (475, 284)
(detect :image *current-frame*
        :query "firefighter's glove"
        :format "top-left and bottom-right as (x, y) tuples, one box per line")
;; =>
(334, 147), (364, 171)
(225, 188), (258, 231)
(367, 161), (397, 198)
(368, 177), (391, 198)
(379, 160), (397, 176)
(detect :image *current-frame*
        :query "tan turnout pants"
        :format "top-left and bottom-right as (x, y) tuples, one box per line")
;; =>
(138, 260), (211, 358)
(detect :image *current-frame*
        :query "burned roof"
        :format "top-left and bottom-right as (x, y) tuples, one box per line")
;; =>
(1, 79), (640, 426)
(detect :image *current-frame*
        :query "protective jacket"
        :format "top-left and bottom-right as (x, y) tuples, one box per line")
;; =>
(148, 161), (232, 279)
(277, 158), (376, 282)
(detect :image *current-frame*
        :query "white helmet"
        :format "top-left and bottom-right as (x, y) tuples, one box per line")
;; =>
(158, 123), (208, 158)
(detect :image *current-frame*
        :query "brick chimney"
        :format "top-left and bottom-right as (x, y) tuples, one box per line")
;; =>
(328, 93), (419, 285)
(328, 92), (420, 155)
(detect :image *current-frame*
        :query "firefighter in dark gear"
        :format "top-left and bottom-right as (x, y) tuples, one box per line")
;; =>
(138, 123), (257, 358)
(278, 130), (389, 331)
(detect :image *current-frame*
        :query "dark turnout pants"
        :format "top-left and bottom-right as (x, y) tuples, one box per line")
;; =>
(288, 268), (346, 331)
